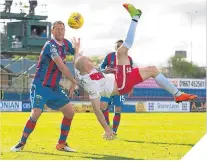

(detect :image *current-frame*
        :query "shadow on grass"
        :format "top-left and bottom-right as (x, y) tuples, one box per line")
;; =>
(21, 151), (144, 160)
(22, 150), (76, 157)
(81, 152), (144, 160)
(122, 140), (194, 147)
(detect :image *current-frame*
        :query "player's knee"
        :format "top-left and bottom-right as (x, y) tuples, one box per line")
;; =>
(62, 104), (75, 119)
(100, 102), (108, 110)
(147, 66), (159, 77)
(116, 46), (128, 56)
(30, 108), (42, 121)
(115, 107), (121, 113)
(65, 110), (75, 119)
(151, 66), (159, 76)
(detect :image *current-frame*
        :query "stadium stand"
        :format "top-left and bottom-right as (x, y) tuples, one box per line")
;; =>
(0, 58), (75, 75)
(1, 59), (206, 105)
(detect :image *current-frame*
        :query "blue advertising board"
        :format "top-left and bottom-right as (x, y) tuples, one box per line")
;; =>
(22, 101), (31, 112)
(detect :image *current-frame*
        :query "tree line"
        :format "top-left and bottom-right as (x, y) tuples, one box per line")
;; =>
(13, 54), (206, 79)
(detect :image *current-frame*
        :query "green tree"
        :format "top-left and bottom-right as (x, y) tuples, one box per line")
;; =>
(26, 55), (39, 60)
(166, 55), (206, 78)
(13, 55), (39, 60)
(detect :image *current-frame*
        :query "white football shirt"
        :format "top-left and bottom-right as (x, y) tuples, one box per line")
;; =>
(75, 68), (115, 99)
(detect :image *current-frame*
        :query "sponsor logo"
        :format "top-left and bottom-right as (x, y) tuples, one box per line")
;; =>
(146, 101), (190, 112)
(0, 101), (22, 111)
(181, 102), (188, 111)
(23, 103), (31, 109)
(157, 102), (179, 109)
(135, 78), (205, 89)
(178, 79), (205, 89)
(148, 102), (154, 111)
(191, 102), (206, 112)
(35, 95), (42, 105)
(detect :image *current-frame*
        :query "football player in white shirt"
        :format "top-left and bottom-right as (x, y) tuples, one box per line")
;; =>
(74, 3), (198, 140)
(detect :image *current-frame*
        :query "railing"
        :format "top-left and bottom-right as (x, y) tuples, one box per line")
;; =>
(0, 0), (48, 16)
(1, 61), (36, 92)
(1, 73), (30, 92)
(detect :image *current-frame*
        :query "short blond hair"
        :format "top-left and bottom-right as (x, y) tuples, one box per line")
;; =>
(51, 21), (65, 30)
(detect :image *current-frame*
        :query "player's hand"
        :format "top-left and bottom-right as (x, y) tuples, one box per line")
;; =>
(69, 80), (77, 98)
(105, 66), (115, 74)
(72, 37), (80, 54)
(102, 127), (115, 140)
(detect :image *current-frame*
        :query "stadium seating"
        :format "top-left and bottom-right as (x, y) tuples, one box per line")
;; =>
(0, 59), (75, 75)
(3, 88), (206, 102)
(129, 88), (206, 102)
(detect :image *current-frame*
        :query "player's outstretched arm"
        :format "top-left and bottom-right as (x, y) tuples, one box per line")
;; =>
(72, 37), (81, 63)
(91, 98), (115, 140)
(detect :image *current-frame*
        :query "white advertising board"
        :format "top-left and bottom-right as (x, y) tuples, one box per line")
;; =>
(0, 101), (22, 112)
(146, 101), (190, 112)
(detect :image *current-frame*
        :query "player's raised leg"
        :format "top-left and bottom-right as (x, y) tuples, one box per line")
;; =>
(115, 4), (197, 103)
(116, 3), (142, 65)
(138, 66), (198, 102)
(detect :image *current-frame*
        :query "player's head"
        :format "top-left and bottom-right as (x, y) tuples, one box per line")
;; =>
(51, 21), (65, 42)
(115, 39), (123, 50)
(75, 56), (94, 73)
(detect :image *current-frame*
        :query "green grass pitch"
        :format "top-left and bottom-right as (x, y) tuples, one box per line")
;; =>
(0, 112), (206, 160)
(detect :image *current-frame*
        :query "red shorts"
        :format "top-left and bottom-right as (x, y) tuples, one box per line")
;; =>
(115, 65), (143, 95)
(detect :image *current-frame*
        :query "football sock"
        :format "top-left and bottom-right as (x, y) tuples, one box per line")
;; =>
(113, 113), (121, 133)
(155, 73), (182, 96)
(102, 108), (110, 125)
(58, 116), (73, 144)
(123, 16), (139, 49)
(20, 117), (37, 143)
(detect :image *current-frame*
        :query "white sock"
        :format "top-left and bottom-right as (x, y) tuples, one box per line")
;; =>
(154, 73), (182, 96)
(123, 16), (139, 49)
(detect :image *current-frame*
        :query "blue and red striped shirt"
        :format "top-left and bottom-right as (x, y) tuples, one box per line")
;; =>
(33, 39), (75, 88)
(100, 52), (133, 72)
